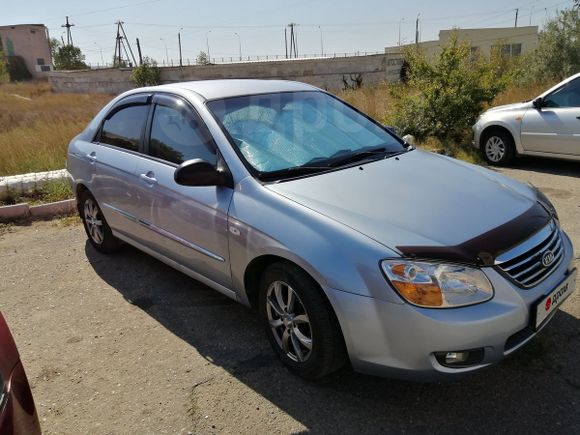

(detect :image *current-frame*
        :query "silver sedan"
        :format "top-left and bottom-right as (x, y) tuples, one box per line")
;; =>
(473, 72), (580, 165)
(68, 80), (576, 380)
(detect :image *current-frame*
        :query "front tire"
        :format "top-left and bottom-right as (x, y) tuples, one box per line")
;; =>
(259, 262), (347, 379)
(481, 129), (515, 166)
(79, 190), (120, 253)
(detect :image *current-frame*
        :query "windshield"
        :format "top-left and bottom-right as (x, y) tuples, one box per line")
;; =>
(207, 91), (405, 179)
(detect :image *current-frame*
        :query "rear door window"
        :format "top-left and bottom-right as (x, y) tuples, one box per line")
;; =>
(100, 105), (149, 151)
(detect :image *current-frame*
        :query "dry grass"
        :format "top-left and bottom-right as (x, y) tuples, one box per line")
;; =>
(336, 82), (394, 121)
(0, 82), (111, 176)
(0, 79), (557, 177)
(490, 81), (557, 107)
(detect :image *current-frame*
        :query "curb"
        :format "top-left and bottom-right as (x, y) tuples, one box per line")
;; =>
(0, 169), (69, 201)
(0, 199), (76, 221)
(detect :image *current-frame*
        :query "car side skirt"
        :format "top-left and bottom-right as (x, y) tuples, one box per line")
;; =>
(113, 231), (239, 302)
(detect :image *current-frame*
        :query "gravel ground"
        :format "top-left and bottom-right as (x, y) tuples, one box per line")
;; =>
(1, 157), (579, 435)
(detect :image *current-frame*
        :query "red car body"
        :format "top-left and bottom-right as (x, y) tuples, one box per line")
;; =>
(0, 313), (41, 435)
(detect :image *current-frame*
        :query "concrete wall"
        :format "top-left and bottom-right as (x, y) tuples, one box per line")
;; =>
(0, 24), (53, 78)
(386, 26), (539, 60)
(49, 54), (402, 94)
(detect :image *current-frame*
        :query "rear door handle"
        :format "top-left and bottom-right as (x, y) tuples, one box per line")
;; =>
(86, 151), (97, 163)
(139, 171), (158, 185)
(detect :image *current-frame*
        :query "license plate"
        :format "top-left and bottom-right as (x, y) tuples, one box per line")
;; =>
(534, 269), (577, 330)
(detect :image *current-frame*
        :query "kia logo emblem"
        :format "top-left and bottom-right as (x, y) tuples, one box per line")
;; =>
(541, 250), (555, 267)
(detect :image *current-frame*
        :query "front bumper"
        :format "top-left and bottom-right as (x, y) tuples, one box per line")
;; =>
(0, 361), (41, 435)
(472, 121), (483, 149)
(326, 231), (575, 380)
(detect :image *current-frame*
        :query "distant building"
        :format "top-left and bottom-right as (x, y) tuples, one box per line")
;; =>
(0, 24), (53, 79)
(384, 26), (539, 81)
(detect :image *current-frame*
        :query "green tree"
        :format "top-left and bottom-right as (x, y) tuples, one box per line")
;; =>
(130, 56), (161, 87)
(196, 51), (210, 65)
(53, 45), (88, 70)
(49, 38), (61, 63)
(527, 8), (580, 81)
(387, 33), (507, 144)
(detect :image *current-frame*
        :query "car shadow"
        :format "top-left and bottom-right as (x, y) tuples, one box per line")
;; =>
(85, 242), (580, 434)
(507, 156), (580, 178)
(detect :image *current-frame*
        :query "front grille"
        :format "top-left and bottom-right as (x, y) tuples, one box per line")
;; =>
(496, 222), (563, 288)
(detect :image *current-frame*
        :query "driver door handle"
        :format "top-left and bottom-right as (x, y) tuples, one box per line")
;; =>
(139, 171), (158, 185)
(86, 151), (97, 163)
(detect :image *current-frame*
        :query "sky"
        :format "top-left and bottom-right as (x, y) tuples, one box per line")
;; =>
(2, 0), (575, 66)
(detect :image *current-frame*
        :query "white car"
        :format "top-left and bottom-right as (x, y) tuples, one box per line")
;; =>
(473, 72), (580, 165)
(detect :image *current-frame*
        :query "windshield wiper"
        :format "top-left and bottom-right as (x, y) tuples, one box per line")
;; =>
(257, 164), (331, 181)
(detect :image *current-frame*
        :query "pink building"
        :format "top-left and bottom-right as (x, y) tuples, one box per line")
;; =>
(0, 24), (53, 78)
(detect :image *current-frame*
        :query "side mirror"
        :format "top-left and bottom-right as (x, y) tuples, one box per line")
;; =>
(532, 97), (544, 110)
(174, 158), (233, 188)
(402, 134), (416, 149)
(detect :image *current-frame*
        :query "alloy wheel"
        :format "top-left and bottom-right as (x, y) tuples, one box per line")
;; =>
(266, 280), (313, 362)
(485, 136), (506, 162)
(84, 198), (104, 245)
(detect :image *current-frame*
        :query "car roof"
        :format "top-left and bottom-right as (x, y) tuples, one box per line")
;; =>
(152, 79), (319, 101)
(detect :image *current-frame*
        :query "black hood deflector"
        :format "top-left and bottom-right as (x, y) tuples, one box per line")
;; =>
(396, 202), (551, 266)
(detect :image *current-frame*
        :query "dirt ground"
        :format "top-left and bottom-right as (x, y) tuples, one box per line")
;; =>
(1, 157), (579, 435)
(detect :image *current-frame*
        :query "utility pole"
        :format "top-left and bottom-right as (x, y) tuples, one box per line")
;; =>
(318, 26), (324, 56)
(398, 18), (405, 46)
(136, 38), (143, 65)
(234, 32), (242, 61)
(178, 28), (183, 67)
(61, 16), (75, 46)
(287, 23), (298, 58)
(514, 8), (519, 28)
(113, 21), (137, 67)
(529, 6), (534, 26)
(285, 28), (288, 59)
(415, 14), (420, 46)
(206, 30), (212, 63)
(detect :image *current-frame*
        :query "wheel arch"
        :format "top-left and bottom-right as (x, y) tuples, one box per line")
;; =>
(480, 123), (522, 154)
(75, 183), (90, 214)
(243, 254), (350, 368)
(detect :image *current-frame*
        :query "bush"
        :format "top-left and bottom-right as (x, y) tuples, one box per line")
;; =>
(386, 32), (508, 145)
(6, 56), (32, 81)
(130, 57), (161, 87)
(0, 51), (8, 84)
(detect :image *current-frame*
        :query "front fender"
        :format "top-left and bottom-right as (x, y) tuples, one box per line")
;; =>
(477, 114), (526, 155)
(228, 178), (403, 305)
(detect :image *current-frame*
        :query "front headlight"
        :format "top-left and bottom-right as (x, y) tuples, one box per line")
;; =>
(381, 259), (493, 308)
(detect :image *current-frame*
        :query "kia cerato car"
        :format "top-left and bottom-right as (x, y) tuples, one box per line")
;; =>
(473, 72), (580, 165)
(67, 79), (576, 380)
(0, 313), (41, 434)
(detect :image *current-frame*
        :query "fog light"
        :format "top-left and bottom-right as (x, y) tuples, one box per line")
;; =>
(445, 352), (469, 364)
(434, 348), (484, 368)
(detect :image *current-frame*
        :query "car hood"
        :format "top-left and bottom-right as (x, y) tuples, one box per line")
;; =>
(266, 150), (550, 265)
(484, 101), (531, 114)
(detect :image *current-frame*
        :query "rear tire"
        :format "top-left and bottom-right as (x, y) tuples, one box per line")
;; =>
(481, 129), (515, 166)
(79, 190), (120, 253)
(259, 262), (347, 380)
